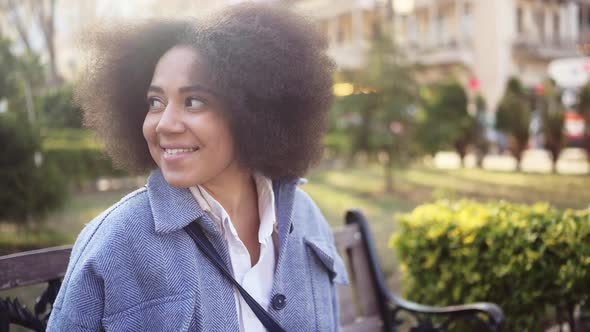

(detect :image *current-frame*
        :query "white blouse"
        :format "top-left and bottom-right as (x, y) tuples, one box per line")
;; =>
(189, 174), (277, 332)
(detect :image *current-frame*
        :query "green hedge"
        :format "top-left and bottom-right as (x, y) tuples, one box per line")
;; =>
(391, 200), (590, 331)
(0, 116), (67, 222)
(44, 148), (125, 188)
(42, 129), (126, 188)
(324, 131), (352, 157)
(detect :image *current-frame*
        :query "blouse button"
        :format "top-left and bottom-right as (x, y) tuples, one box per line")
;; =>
(271, 294), (287, 310)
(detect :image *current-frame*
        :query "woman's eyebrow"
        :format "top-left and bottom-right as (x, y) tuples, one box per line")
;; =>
(178, 84), (218, 96)
(147, 86), (164, 94)
(147, 84), (218, 96)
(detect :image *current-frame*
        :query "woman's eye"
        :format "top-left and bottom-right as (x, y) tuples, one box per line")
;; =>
(148, 97), (165, 110)
(186, 97), (205, 109)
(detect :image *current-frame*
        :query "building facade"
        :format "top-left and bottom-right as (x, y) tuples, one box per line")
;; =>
(3, 0), (589, 112)
(294, 0), (590, 112)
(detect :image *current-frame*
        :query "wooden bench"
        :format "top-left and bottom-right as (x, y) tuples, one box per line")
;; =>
(0, 210), (504, 331)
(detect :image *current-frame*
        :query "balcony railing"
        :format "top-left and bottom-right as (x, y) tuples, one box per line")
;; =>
(512, 35), (582, 60)
(403, 39), (474, 66)
(412, 0), (469, 9)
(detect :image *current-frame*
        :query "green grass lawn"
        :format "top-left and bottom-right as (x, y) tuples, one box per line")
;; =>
(0, 189), (133, 255)
(3, 164), (590, 311)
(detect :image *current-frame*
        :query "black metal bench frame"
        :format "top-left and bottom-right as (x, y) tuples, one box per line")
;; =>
(338, 210), (504, 331)
(0, 210), (504, 331)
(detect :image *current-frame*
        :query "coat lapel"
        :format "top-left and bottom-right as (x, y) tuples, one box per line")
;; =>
(147, 170), (220, 237)
(272, 179), (298, 271)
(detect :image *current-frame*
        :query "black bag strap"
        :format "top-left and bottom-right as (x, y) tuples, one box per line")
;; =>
(183, 222), (286, 332)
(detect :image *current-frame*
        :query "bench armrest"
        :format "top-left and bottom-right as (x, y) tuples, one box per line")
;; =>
(384, 291), (504, 331)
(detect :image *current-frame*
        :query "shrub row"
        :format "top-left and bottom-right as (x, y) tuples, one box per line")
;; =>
(0, 116), (66, 222)
(42, 129), (126, 189)
(391, 200), (590, 331)
(43, 148), (125, 189)
(0, 126), (124, 225)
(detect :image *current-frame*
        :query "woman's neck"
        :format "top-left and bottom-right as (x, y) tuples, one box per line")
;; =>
(201, 165), (258, 220)
(201, 164), (263, 265)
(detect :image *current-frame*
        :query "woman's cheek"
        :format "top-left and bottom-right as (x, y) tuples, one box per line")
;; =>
(142, 115), (158, 143)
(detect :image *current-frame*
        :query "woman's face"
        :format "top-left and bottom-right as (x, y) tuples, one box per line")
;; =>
(143, 45), (237, 188)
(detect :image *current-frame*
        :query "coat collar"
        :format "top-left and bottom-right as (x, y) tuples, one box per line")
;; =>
(147, 170), (298, 242)
(147, 170), (206, 234)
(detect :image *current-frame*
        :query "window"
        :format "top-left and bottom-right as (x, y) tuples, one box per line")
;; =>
(363, 9), (377, 40)
(336, 13), (353, 44)
(461, 3), (473, 42)
(420, 13), (429, 45)
(517, 6), (524, 35)
(408, 15), (418, 44)
(581, 5), (590, 38)
(535, 8), (545, 40)
(435, 13), (446, 45)
(553, 13), (560, 42)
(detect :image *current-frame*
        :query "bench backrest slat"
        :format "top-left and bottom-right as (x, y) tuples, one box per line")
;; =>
(0, 246), (72, 290)
(337, 284), (357, 324)
(333, 223), (360, 251)
(349, 238), (380, 316)
(332, 223), (382, 330)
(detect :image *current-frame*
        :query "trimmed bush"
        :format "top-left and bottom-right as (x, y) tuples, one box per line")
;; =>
(39, 85), (83, 128)
(0, 116), (67, 222)
(391, 200), (590, 331)
(324, 131), (352, 158)
(42, 129), (126, 188)
(44, 148), (125, 189)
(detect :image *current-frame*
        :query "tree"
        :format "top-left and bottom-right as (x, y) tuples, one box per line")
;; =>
(1, 0), (61, 85)
(0, 114), (66, 223)
(0, 38), (15, 94)
(577, 80), (590, 151)
(332, 69), (378, 158)
(332, 35), (419, 192)
(539, 80), (565, 163)
(329, 85), (369, 159)
(416, 81), (476, 159)
(0, 36), (45, 126)
(471, 94), (490, 165)
(39, 84), (83, 128)
(0, 34), (65, 224)
(496, 77), (531, 162)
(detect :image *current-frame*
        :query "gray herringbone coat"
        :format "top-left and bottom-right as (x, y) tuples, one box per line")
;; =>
(46, 170), (349, 331)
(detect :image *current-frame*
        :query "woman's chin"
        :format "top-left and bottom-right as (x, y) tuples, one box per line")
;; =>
(161, 171), (199, 188)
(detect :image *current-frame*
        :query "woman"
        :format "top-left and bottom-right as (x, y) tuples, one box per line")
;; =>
(47, 3), (348, 332)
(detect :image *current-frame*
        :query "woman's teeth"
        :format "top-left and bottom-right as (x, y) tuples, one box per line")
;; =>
(165, 148), (197, 155)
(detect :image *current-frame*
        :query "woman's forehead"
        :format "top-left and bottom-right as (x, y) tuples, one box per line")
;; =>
(151, 45), (211, 87)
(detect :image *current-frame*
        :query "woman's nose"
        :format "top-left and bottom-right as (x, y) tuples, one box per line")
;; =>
(156, 105), (185, 134)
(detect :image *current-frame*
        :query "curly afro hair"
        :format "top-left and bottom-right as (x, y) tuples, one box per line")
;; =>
(76, 3), (334, 180)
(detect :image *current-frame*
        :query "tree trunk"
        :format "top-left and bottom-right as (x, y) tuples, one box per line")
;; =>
(6, 0), (34, 54)
(355, 103), (376, 155)
(37, 0), (61, 85)
(384, 149), (394, 193)
(567, 302), (577, 332)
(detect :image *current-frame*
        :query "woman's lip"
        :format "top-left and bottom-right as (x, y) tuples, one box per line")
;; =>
(160, 146), (200, 150)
